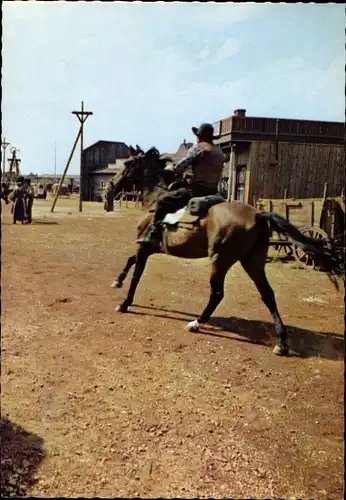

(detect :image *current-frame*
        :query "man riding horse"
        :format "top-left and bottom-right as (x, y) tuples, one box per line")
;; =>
(112, 140), (344, 357)
(137, 123), (226, 248)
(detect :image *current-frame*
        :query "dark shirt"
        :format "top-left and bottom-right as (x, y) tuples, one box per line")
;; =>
(173, 144), (206, 175)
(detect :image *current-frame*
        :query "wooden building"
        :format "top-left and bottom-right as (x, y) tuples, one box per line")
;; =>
(88, 159), (128, 202)
(213, 109), (344, 204)
(160, 140), (194, 162)
(82, 140), (131, 201)
(26, 174), (80, 193)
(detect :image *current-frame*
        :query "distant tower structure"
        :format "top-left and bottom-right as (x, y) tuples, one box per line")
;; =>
(7, 147), (21, 185)
(1, 137), (10, 175)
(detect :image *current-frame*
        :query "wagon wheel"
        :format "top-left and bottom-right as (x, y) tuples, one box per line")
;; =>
(332, 232), (345, 269)
(273, 243), (294, 259)
(293, 227), (329, 269)
(272, 233), (294, 258)
(282, 242), (294, 258)
(269, 231), (292, 260)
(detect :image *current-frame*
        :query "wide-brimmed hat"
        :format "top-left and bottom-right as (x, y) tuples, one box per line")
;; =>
(192, 123), (218, 141)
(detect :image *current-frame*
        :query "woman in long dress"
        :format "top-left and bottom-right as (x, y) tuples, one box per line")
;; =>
(11, 182), (27, 224)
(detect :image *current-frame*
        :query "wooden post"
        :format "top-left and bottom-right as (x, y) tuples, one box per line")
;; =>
(322, 182), (328, 201)
(227, 144), (236, 201)
(310, 201), (314, 227)
(79, 101), (84, 211)
(72, 101), (93, 212)
(275, 119), (279, 163)
(51, 102), (92, 212)
(51, 127), (82, 212)
(284, 188), (287, 199)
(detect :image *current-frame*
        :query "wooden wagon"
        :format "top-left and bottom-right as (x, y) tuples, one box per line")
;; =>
(256, 186), (345, 269)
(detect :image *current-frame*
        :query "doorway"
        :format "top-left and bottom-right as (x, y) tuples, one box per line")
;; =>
(235, 165), (246, 201)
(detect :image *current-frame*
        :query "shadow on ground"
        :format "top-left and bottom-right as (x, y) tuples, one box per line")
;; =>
(1, 220), (58, 226)
(132, 305), (344, 361)
(0, 418), (45, 497)
(32, 220), (59, 225)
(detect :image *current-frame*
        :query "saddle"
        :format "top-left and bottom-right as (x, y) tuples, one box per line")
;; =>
(162, 194), (226, 227)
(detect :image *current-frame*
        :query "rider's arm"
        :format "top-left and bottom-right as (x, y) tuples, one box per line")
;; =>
(173, 144), (205, 175)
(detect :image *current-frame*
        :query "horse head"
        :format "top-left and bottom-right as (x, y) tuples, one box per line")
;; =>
(114, 146), (175, 208)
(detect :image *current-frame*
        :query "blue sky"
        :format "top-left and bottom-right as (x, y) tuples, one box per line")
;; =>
(2, 2), (344, 175)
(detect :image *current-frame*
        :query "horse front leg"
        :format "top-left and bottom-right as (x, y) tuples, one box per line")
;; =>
(111, 254), (136, 288)
(116, 248), (150, 312)
(186, 257), (230, 332)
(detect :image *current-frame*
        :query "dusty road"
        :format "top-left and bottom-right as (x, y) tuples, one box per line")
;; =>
(1, 198), (344, 498)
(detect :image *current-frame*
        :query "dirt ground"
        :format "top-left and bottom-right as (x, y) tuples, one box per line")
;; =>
(1, 197), (344, 498)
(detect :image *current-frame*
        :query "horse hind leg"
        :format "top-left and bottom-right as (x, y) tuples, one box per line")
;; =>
(111, 254), (136, 288)
(241, 250), (289, 356)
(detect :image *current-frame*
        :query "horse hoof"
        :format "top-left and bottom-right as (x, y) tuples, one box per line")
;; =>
(273, 344), (289, 356)
(110, 281), (122, 289)
(116, 303), (128, 313)
(186, 319), (200, 333)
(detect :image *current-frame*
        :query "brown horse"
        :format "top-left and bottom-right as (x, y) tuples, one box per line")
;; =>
(111, 148), (344, 356)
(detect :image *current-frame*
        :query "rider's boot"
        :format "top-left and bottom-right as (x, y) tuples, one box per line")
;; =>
(136, 222), (163, 249)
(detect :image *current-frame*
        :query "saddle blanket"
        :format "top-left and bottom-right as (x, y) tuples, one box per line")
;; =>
(163, 207), (187, 225)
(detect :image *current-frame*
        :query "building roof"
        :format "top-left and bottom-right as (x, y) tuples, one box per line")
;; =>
(89, 159), (129, 175)
(213, 112), (344, 146)
(160, 140), (193, 161)
(35, 174), (80, 179)
(83, 140), (130, 152)
(90, 169), (120, 175)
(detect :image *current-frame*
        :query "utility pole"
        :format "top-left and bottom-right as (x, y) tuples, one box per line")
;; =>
(1, 137), (10, 176)
(54, 141), (57, 178)
(50, 102), (92, 213)
(72, 101), (93, 212)
(50, 129), (82, 213)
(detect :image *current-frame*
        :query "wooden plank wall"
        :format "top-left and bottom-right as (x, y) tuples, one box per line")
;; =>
(248, 141), (345, 202)
(256, 198), (325, 230)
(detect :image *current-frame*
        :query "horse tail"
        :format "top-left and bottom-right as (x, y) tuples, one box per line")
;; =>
(256, 211), (344, 287)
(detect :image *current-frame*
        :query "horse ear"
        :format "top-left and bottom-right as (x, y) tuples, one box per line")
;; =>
(136, 145), (143, 154)
(129, 145), (136, 156)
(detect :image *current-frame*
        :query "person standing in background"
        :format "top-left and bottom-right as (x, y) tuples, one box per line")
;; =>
(11, 179), (27, 224)
(24, 178), (35, 223)
(104, 181), (115, 212)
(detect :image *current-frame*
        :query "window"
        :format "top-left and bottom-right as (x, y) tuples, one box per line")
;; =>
(235, 165), (246, 201)
(99, 181), (105, 189)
